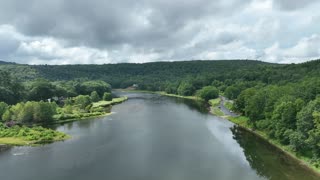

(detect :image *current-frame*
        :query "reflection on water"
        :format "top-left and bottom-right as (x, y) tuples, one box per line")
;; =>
(0, 145), (11, 153)
(231, 126), (320, 180)
(206, 118), (251, 168)
(172, 98), (209, 114)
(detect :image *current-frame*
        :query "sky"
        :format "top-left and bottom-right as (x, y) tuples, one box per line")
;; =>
(0, 0), (320, 65)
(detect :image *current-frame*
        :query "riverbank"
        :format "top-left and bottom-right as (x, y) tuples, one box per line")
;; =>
(209, 97), (320, 175)
(115, 89), (202, 101)
(208, 98), (224, 116)
(0, 124), (70, 146)
(53, 97), (128, 124)
(0, 96), (128, 146)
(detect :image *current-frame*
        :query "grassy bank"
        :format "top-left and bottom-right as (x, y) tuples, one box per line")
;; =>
(1, 97), (127, 146)
(116, 89), (202, 101)
(157, 92), (201, 101)
(115, 89), (157, 94)
(208, 98), (224, 116)
(224, 101), (233, 110)
(53, 97), (127, 124)
(92, 97), (128, 107)
(0, 124), (70, 146)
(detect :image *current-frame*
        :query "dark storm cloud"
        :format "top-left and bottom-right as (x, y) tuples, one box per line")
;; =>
(0, 0), (252, 51)
(0, 0), (320, 64)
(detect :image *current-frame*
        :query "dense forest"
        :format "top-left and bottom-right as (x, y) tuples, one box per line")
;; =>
(1, 59), (320, 166)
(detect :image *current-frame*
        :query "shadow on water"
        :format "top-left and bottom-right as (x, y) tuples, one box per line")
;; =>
(231, 126), (320, 180)
(0, 145), (11, 153)
(113, 91), (209, 114)
(169, 97), (209, 114)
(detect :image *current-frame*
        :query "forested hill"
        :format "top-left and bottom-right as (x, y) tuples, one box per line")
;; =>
(0, 60), (15, 65)
(0, 59), (319, 90)
(1, 60), (278, 88)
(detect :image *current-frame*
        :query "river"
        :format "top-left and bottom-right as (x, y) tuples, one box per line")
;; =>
(0, 92), (318, 180)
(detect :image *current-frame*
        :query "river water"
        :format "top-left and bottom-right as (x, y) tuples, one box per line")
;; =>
(0, 92), (318, 180)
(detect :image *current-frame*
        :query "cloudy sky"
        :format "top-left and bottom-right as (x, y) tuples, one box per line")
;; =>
(0, 0), (319, 64)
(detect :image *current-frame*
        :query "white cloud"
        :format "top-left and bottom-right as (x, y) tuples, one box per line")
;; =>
(194, 41), (257, 60)
(16, 38), (110, 65)
(263, 34), (320, 63)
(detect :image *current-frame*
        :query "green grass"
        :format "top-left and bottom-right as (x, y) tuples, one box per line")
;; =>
(227, 116), (250, 128)
(54, 96), (127, 124)
(53, 112), (112, 124)
(115, 89), (156, 93)
(211, 107), (224, 116)
(209, 98), (221, 106)
(0, 137), (30, 146)
(116, 89), (201, 101)
(0, 124), (70, 146)
(92, 97), (128, 108)
(157, 92), (201, 100)
(208, 98), (224, 116)
(224, 101), (233, 110)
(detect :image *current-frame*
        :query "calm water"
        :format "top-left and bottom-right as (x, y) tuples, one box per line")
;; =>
(0, 93), (318, 180)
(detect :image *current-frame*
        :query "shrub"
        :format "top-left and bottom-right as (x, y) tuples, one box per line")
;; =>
(196, 86), (219, 101)
(103, 92), (112, 101)
(74, 95), (92, 109)
(90, 91), (100, 102)
(0, 102), (8, 121)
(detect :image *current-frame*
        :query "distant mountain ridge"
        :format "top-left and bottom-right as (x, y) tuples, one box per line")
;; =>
(0, 59), (319, 89)
(0, 60), (16, 65)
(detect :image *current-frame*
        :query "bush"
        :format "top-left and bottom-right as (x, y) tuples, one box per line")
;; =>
(103, 92), (112, 101)
(33, 101), (57, 123)
(2, 101), (57, 124)
(74, 95), (92, 109)
(177, 81), (195, 96)
(0, 123), (67, 142)
(90, 91), (100, 102)
(196, 86), (219, 101)
(77, 81), (111, 97)
(0, 102), (8, 121)
(2, 110), (12, 122)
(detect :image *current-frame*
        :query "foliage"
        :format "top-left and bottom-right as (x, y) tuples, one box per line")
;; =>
(27, 79), (57, 101)
(177, 81), (195, 96)
(0, 70), (24, 104)
(209, 98), (221, 107)
(224, 101), (233, 110)
(90, 91), (100, 102)
(74, 95), (92, 110)
(102, 92), (112, 101)
(2, 101), (57, 124)
(196, 86), (219, 101)
(234, 80), (320, 159)
(92, 97), (127, 108)
(0, 102), (8, 121)
(0, 123), (68, 144)
(76, 81), (111, 97)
